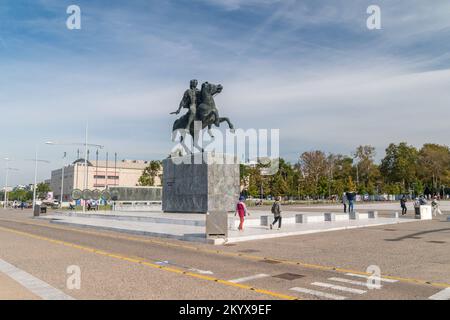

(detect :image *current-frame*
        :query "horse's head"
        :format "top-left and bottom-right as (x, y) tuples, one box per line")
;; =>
(201, 82), (223, 96)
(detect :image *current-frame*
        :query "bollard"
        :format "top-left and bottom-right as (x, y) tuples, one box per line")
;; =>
(392, 212), (399, 219)
(324, 212), (336, 222)
(296, 214), (305, 224)
(349, 212), (360, 220)
(260, 215), (269, 226)
(368, 211), (378, 219)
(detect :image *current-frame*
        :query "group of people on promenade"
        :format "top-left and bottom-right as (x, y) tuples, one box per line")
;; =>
(401, 194), (443, 217)
(235, 196), (283, 232)
(341, 191), (357, 213)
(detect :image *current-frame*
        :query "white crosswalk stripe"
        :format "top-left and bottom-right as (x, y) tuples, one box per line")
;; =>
(290, 287), (347, 300)
(429, 288), (450, 300)
(328, 277), (382, 288)
(345, 273), (398, 283)
(228, 274), (270, 283)
(311, 282), (367, 294)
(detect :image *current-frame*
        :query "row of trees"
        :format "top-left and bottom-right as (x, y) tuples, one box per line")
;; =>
(240, 143), (450, 199)
(0, 183), (51, 202)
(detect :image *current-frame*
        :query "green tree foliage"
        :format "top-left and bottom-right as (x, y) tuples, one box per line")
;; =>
(138, 160), (162, 186)
(8, 189), (33, 201)
(418, 144), (450, 191)
(239, 142), (450, 199)
(380, 142), (418, 191)
(36, 182), (51, 199)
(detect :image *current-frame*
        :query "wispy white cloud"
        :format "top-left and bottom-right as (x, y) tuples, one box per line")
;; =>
(1, 0), (449, 184)
(198, 0), (281, 11)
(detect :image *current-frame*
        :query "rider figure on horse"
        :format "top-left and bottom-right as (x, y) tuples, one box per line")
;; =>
(171, 79), (221, 129)
(171, 79), (201, 130)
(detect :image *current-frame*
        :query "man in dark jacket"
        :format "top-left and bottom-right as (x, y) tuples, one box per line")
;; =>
(270, 196), (282, 230)
(346, 191), (356, 213)
(400, 195), (407, 215)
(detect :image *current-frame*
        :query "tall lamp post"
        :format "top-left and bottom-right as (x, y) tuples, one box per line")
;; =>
(3, 158), (11, 209)
(46, 124), (104, 212)
(27, 145), (51, 212)
(60, 152), (67, 207)
(3, 158), (19, 209)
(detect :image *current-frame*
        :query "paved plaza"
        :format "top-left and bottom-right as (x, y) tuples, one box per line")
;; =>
(37, 206), (419, 244)
(0, 202), (448, 300)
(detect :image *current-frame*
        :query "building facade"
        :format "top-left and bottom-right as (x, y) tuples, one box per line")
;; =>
(49, 159), (162, 201)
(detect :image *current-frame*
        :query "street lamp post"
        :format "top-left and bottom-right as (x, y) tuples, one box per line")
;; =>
(3, 158), (19, 209)
(30, 145), (51, 212)
(3, 158), (10, 209)
(60, 152), (67, 207)
(46, 124), (104, 213)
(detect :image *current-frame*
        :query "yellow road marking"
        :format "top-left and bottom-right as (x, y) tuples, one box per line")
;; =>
(1, 217), (449, 289)
(0, 225), (298, 300)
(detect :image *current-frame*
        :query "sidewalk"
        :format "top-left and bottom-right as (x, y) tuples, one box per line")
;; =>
(0, 272), (39, 300)
(38, 212), (418, 245)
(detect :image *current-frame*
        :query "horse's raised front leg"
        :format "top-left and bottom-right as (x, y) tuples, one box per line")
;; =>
(192, 129), (204, 153)
(219, 117), (235, 132)
(207, 124), (215, 139)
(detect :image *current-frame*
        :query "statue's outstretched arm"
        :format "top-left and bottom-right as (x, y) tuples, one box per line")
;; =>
(170, 92), (189, 115)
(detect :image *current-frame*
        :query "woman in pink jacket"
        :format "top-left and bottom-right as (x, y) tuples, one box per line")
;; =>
(235, 196), (249, 231)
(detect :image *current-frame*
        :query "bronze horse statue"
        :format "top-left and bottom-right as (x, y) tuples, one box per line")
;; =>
(171, 82), (234, 152)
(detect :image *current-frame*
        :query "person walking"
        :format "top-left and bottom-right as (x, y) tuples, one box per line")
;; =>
(270, 196), (282, 230)
(414, 198), (421, 216)
(431, 196), (442, 216)
(235, 196), (249, 231)
(346, 191), (356, 213)
(342, 192), (348, 213)
(400, 195), (408, 216)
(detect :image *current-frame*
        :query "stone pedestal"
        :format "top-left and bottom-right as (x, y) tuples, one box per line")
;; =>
(162, 153), (240, 213)
(417, 205), (432, 220)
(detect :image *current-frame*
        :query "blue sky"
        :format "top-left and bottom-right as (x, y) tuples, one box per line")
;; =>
(1, 0), (450, 185)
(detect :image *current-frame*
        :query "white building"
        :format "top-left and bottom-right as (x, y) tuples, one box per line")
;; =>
(49, 159), (161, 201)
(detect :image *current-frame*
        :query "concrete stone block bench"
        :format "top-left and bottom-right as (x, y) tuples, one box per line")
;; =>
(324, 212), (349, 222)
(349, 212), (369, 220)
(295, 213), (324, 224)
(260, 215), (296, 226)
(368, 211), (378, 219)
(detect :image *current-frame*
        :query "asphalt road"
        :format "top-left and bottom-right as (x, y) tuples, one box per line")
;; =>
(0, 208), (448, 300)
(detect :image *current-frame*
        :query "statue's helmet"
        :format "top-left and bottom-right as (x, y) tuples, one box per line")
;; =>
(190, 79), (198, 88)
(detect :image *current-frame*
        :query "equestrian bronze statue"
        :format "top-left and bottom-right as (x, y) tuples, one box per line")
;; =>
(171, 80), (234, 152)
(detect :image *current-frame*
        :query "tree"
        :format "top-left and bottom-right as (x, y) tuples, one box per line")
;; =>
(8, 189), (33, 201)
(35, 183), (51, 199)
(268, 158), (291, 197)
(298, 151), (328, 197)
(138, 161), (162, 186)
(380, 142), (418, 191)
(418, 144), (450, 193)
(353, 145), (380, 194)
